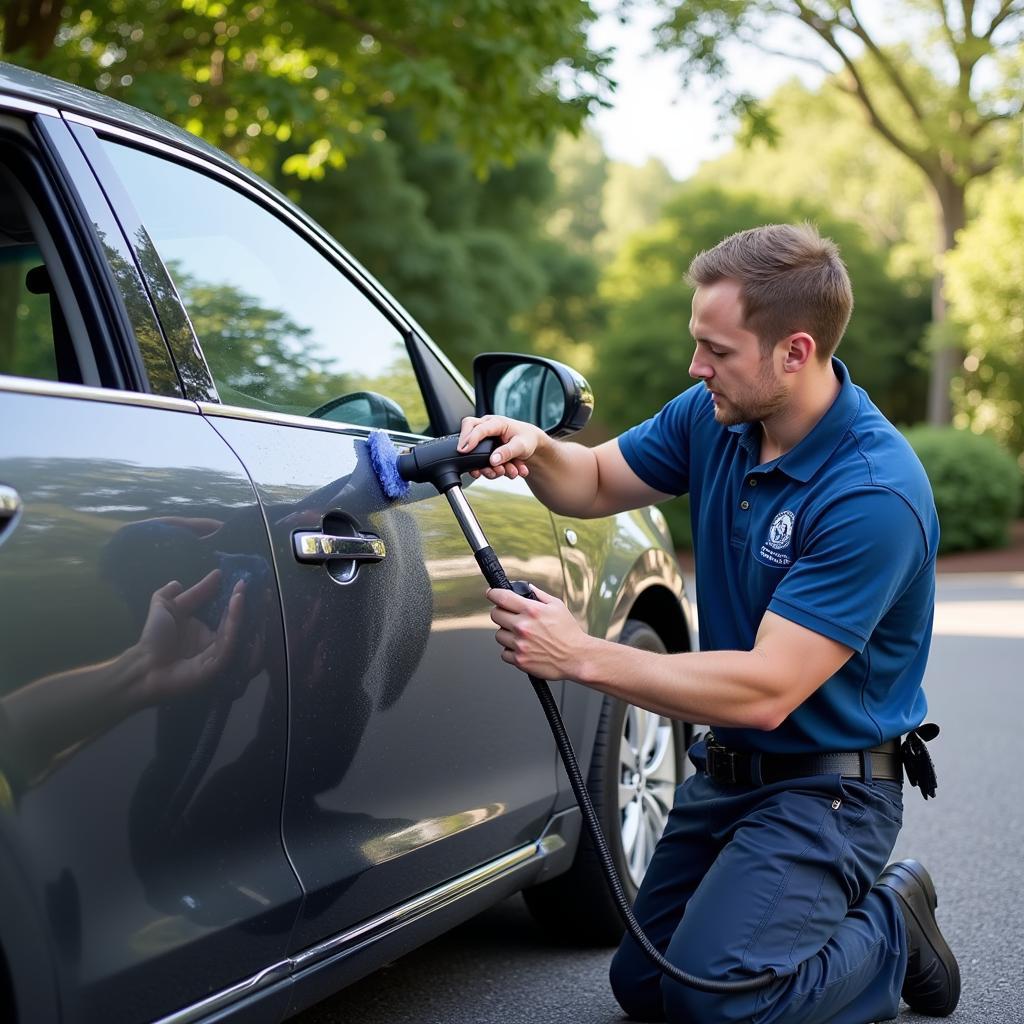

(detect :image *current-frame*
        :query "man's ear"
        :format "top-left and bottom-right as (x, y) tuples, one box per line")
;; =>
(780, 332), (816, 373)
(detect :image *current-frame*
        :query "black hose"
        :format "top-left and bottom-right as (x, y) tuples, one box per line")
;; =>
(476, 546), (776, 994)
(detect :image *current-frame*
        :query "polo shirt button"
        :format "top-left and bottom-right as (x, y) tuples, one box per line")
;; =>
(748, 478), (757, 487)
(740, 500), (750, 510)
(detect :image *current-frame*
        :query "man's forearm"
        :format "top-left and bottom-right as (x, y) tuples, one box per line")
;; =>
(522, 436), (606, 518)
(573, 638), (791, 732)
(2, 645), (148, 779)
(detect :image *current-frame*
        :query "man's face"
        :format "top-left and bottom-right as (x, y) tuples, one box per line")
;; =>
(688, 279), (787, 426)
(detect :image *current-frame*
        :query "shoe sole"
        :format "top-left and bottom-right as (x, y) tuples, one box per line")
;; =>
(881, 859), (961, 1017)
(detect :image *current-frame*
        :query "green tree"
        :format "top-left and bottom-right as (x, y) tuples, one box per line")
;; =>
(546, 129), (610, 254)
(944, 173), (1024, 467)
(596, 155), (677, 260)
(546, 130), (679, 264)
(0, 0), (613, 384)
(694, 78), (936, 284)
(653, 0), (1024, 424)
(1, 0), (610, 174)
(290, 115), (603, 375)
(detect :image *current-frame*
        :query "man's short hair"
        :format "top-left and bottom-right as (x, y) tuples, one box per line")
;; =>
(686, 223), (853, 359)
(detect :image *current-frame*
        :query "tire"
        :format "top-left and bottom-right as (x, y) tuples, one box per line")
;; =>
(523, 619), (690, 945)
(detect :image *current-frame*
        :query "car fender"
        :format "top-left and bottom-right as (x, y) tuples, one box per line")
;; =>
(549, 506), (693, 814)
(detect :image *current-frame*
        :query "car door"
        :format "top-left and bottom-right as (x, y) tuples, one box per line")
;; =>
(0, 110), (301, 1023)
(82, 127), (569, 957)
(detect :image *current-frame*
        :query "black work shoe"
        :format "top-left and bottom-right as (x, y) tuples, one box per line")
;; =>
(877, 859), (961, 1017)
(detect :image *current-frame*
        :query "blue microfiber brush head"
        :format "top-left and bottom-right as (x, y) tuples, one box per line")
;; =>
(367, 430), (410, 500)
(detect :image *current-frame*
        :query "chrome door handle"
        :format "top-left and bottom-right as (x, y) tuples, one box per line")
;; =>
(0, 485), (21, 520)
(293, 532), (386, 564)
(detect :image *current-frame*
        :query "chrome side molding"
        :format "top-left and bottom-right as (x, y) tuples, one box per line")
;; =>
(0, 374), (198, 413)
(150, 840), (542, 1024)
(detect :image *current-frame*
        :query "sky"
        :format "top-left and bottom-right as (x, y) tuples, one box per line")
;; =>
(587, 1), (827, 181)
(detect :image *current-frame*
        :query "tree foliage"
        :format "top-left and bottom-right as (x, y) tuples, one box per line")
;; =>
(546, 129), (678, 262)
(546, 129), (610, 254)
(693, 77), (937, 283)
(652, 0), (1024, 423)
(654, 0), (1022, 189)
(289, 113), (602, 375)
(944, 173), (1024, 463)
(597, 155), (677, 260)
(0, 4), (613, 380)
(1, 0), (611, 175)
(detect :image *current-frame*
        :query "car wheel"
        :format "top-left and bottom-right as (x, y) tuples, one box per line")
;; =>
(523, 619), (689, 945)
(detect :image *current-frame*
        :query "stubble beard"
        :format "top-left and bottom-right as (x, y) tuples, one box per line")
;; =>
(711, 356), (787, 426)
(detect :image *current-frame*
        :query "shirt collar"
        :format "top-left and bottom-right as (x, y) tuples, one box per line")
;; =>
(728, 358), (860, 482)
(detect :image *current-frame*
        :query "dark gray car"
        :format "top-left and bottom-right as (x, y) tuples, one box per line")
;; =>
(0, 63), (694, 1024)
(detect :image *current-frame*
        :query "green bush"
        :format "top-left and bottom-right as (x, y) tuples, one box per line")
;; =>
(904, 426), (1021, 554)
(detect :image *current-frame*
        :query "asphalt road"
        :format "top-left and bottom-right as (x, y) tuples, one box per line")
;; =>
(299, 572), (1024, 1024)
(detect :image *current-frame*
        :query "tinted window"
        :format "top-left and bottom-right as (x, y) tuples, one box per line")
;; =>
(103, 142), (430, 433)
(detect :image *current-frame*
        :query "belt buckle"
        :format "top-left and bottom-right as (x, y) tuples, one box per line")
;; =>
(707, 743), (738, 784)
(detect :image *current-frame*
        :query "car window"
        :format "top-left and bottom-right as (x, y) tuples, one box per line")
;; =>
(0, 162), (83, 384)
(102, 141), (431, 434)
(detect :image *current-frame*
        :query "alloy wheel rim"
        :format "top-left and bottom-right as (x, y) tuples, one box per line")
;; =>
(618, 706), (677, 888)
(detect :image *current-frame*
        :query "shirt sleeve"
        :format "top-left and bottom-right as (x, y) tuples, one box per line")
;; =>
(616, 385), (704, 496)
(767, 487), (930, 652)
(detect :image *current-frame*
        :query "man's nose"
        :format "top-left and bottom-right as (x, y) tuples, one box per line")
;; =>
(689, 353), (711, 380)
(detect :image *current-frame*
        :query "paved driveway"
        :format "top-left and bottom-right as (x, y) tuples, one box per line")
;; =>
(300, 572), (1024, 1023)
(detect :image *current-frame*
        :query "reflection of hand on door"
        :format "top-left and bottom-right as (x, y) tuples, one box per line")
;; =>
(130, 569), (247, 706)
(0, 570), (247, 796)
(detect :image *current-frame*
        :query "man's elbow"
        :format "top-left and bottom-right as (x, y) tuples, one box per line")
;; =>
(741, 681), (804, 732)
(743, 701), (789, 733)
(736, 654), (795, 732)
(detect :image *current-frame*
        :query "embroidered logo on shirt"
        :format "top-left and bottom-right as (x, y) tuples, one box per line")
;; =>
(760, 509), (795, 566)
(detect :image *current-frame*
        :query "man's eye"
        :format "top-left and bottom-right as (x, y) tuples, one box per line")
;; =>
(709, 348), (726, 357)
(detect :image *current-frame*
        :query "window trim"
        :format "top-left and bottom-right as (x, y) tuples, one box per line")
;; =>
(0, 371), (198, 413)
(30, 112), (156, 392)
(195, 398), (431, 444)
(54, 115), (183, 397)
(66, 119), (218, 402)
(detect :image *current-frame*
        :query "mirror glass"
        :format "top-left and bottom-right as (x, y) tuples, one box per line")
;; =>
(492, 363), (565, 431)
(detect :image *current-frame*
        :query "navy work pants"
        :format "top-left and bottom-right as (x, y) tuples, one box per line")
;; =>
(610, 741), (909, 1024)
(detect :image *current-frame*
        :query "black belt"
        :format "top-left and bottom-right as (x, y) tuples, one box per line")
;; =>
(703, 733), (903, 786)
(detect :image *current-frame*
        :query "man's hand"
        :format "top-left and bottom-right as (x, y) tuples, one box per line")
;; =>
(486, 585), (594, 680)
(133, 570), (246, 707)
(457, 415), (546, 481)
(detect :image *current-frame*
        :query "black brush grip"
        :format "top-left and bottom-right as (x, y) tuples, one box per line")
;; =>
(475, 545), (512, 590)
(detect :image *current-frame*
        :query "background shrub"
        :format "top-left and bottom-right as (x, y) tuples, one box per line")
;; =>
(904, 426), (1021, 553)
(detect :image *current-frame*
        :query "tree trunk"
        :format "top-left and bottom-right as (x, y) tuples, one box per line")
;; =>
(926, 173), (967, 426)
(2, 0), (62, 60)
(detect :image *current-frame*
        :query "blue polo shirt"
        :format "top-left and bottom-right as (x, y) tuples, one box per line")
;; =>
(618, 359), (939, 754)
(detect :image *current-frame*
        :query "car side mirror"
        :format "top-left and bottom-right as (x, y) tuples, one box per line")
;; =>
(472, 353), (593, 438)
(308, 391), (412, 432)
